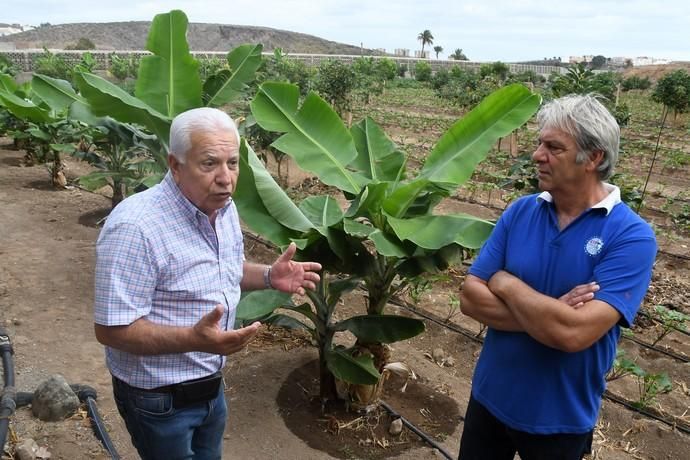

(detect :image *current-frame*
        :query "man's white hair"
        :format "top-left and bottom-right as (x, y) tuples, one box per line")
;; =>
(169, 108), (239, 163)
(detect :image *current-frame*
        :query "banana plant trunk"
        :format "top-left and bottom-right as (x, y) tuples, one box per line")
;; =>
(319, 330), (338, 403)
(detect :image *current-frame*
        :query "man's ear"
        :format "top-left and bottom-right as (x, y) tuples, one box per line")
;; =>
(586, 149), (604, 172)
(168, 154), (181, 180)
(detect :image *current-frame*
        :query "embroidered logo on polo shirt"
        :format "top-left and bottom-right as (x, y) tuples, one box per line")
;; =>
(584, 236), (604, 256)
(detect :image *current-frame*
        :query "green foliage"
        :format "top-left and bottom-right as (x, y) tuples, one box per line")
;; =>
(417, 29), (434, 53)
(259, 49), (314, 96)
(351, 57), (398, 104)
(609, 173), (643, 209)
(109, 54), (139, 81)
(633, 371), (672, 409)
(198, 57), (226, 82)
(449, 48), (468, 61)
(590, 55), (607, 70)
(652, 305), (689, 345)
(508, 70), (545, 85)
(605, 349), (641, 381)
(433, 45), (443, 59)
(34, 48), (71, 80)
(550, 64), (617, 100)
(72, 119), (160, 208)
(314, 59), (356, 116)
(652, 69), (690, 116)
(240, 81), (541, 396)
(414, 61), (432, 82)
(65, 37), (96, 50)
(621, 75), (651, 91)
(0, 55), (18, 76)
(480, 61), (510, 82)
(432, 66), (501, 109)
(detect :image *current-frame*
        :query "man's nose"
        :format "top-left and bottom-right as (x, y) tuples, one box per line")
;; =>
(216, 164), (233, 185)
(532, 144), (546, 162)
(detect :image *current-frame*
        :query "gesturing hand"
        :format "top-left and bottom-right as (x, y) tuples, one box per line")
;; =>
(192, 305), (261, 355)
(269, 242), (322, 295)
(559, 282), (600, 309)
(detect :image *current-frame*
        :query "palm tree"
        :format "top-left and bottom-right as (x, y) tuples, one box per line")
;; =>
(450, 48), (468, 60)
(417, 30), (434, 57)
(433, 45), (443, 59)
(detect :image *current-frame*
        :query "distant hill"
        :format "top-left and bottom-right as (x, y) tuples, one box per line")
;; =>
(0, 21), (377, 55)
(622, 62), (690, 82)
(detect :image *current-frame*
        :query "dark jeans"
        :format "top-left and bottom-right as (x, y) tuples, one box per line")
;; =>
(459, 396), (593, 460)
(112, 376), (227, 460)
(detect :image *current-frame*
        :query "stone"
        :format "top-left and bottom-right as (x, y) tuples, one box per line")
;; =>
(15, 438), (38, 460)
(389, 418), (403, 436)
(31, 374), (80, 421)
(432, 348), (445, 364)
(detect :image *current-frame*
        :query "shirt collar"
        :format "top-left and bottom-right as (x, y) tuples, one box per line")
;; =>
(536, 183), (621, 215)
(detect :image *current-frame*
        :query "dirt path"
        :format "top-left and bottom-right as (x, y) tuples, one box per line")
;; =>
(2, 141), (689, 459)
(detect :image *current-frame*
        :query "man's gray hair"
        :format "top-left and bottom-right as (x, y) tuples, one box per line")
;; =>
(169, 107), (239, 163)
(537, 94), (620, 180)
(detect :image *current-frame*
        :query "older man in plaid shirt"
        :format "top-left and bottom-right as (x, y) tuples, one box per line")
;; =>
(94, 107), (321, 460)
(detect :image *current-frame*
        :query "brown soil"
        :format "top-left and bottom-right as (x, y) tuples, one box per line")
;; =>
(1, 139), (689, 460)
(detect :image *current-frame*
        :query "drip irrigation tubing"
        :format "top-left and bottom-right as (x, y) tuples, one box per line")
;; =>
(621, 334), (689, 363)
(638, 310), (690, 337)
(603, 391), (690, 435)
(1, 327), (16, 455)
(0, 327), (120, 459)
(380, 400), (456, 460)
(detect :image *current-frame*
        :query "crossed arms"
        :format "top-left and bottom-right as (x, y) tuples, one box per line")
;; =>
(460, 272), (621, 353)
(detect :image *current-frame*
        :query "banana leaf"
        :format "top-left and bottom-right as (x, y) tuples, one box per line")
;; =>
(420, 83), (541, 185)
(350, 117), (405, 182)
(334, 315), (425, 343)
(135, 9), (202, 117)
(251, 82), (368, 194)
(235, 289), (294, 321)
(326, 348), (380, 385)
(74, 72), (171, 153)
(387, 214), (494, 250)
(204, 44), (263, 107)
(0, 90), (51, 124)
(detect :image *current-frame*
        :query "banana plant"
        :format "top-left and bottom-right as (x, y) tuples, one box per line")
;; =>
(0, 73), (89, 186)
(234, 81), (541, 405)
(72, 9), (263, 182)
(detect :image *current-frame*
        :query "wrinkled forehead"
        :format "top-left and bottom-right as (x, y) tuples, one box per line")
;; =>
(189, 129), (239, 156)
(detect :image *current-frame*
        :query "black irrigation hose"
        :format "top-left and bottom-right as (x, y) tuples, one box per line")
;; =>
(638, 310), (690, 337)
(603, 391), (690, 435)
(12, 386), (120, 460)
(380, 400), (456, 460)
(0, 327), (16, 455)
(0, 327), (120, 460)
(621, 334), (690, 363)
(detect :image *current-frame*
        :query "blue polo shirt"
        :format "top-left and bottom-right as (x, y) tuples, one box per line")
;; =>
(468, 185), (656, 434)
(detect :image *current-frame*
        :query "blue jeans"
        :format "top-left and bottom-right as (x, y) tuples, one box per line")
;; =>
(112, 376), (227, 460)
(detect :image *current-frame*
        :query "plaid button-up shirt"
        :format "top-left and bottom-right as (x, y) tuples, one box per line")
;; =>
(94, 172), (244, 389)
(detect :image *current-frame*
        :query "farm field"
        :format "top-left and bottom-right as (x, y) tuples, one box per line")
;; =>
(1, 75), (689, 460)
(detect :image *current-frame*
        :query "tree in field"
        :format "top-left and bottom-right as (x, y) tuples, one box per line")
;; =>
(590, 55), (607, 70)
(449, 48), (468, 60)
(652, 69), (690, 121)
(417, 30), (434, 56)
(433, 45), (443, 59)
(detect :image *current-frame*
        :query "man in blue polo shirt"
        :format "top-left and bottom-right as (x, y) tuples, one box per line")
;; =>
(458, 94), (657, 459)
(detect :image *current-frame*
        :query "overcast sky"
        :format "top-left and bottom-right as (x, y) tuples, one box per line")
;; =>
(3, 1), (689, 62)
